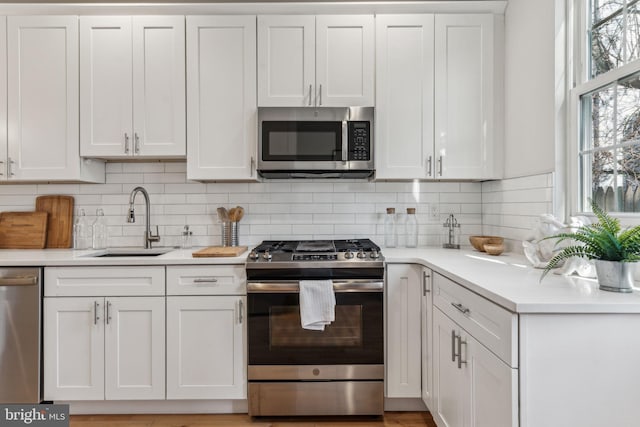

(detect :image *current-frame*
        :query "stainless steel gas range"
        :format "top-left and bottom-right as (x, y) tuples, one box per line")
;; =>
(246, 239), (384, 417)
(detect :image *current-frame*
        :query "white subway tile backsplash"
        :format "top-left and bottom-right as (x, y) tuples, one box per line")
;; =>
(0, 162), (551, 251)
(482, 173), (554, 253)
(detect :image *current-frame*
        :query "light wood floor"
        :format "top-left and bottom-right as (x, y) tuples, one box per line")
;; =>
(70, 412), (436, 427)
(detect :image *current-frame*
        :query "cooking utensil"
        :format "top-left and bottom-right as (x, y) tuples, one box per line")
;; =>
(217, 207), (228, 221)
(35, 195), (74, 248)
(228, 207), (238, 222)
(192, 245), (248, 257)
(0, 212), (48, 249)
(235, 206), (244, 222)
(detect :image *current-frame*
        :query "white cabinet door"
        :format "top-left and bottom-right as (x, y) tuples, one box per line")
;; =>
(433, 307), (467, 427)
(186, 15), (257, 181)
(80, 16), (133, 158)
(0, 17), (6, 178)
(375, 14), (434, 179)
(104, 296), (165, 400)
(43, 297), (104, 401)
(132, 16), (185, 157)
(421, 267), (434, 409)
(166, 296), (246, 399)
(467, 333), (518, 427)
(7, 16), (81, 181)
(434, 14), (497, 179)
(385, 264), (422, 398)
(257, 15), (315, 107)
(316, 15), (374, 107)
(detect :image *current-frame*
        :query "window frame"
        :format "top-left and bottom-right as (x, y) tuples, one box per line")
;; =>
(569, 0), (640, 217)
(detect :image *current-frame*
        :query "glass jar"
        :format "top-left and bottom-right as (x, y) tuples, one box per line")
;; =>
(405, 208), (418, 248)
(92, 208), (108, 249)
(182, 225), (193, 249)
(384, 208), (397, 248)
(73, 208), (91, 250)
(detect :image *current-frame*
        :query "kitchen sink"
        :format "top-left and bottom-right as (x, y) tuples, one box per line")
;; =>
(86, 248), (174, 257)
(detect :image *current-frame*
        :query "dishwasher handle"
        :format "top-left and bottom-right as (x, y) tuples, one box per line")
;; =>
(0, 275), (38, 286)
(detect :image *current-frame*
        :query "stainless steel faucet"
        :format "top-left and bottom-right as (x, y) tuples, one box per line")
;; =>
(127, 186), (160, 249)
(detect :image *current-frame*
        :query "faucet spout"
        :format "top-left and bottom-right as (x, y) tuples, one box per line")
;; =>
(128, 186), (161, 249)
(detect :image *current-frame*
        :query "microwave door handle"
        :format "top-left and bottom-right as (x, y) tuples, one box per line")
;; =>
(342, 121), (348, 164)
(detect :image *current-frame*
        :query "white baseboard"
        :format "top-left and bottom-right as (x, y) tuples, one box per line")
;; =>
(60, 400), (248, 415)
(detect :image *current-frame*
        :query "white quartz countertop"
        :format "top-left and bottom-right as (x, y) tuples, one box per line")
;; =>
(0, 247), (249, 266)
(383, 247), (640, 314)
(3, 246), (640, 314)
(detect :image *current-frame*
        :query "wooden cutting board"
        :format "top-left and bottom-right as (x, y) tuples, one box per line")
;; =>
(192, 246), (248, 257)
(0, 211), (48, 249)
(35, 195), (74, 248)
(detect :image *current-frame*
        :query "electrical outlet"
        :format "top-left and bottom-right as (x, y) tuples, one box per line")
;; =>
(428, 204), (440, 222)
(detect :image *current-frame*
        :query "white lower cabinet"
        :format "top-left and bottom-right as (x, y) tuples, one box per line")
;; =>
(44, 296), (165, 400)
(431, 270), (518, 427)
(166, 265), (247, 400)
(385, 264), (423, 398)
(166, 296), (246, 399)
(43, 266), (166, 401)
(421, 268), (434, 409)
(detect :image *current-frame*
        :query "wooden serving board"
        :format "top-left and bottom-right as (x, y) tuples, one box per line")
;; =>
(36, 195), (74, 248)
(192, 246), (248, 257)
(0, 211), (48, 249)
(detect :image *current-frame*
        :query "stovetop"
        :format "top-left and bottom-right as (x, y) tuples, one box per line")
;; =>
(246, 239), (384, 272)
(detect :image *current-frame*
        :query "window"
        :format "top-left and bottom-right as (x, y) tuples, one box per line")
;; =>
(576, 0), (640, 213)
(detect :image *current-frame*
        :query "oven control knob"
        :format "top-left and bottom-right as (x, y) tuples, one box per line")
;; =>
(344, 250), (355, 259)
(262, 250), (272, 260)
(357, 249), (367, 259)
(370, 250), (380, 259)
(249, 250), (259, 260)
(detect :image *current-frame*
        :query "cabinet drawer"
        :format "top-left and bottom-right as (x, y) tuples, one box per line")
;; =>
(44, 266), (165, 296)
(433, 272), (517, 367)
(167, 265), (246, 295)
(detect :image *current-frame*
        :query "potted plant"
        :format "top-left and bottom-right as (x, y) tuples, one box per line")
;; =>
(541, 199), (640, 292)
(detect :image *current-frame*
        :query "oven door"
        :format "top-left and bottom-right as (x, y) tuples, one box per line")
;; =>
(247, 280), (383, 366)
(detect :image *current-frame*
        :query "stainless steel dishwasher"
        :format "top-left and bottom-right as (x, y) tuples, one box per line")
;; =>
(0, 267), (42, 403)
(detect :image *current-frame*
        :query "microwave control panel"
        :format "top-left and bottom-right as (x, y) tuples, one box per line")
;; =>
(348, 121), (371, 161)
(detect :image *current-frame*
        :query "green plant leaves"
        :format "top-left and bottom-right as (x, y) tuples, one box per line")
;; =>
(540, 198), (640, 281)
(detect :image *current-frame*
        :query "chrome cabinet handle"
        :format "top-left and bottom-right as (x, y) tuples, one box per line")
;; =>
(124, 133), (130, 154)
(451, 302), (470, 315)
(7, 157), (14, 177)
(250, 156), (255, 177)
(0, 160), (4, 176)
(319, 84), (322, 106)
(238, 299), (244, 324)
(193, 278), (218, 283)
(94, 301), (100, 325)
(457, 335), (467, 369)
(106, 300), (112, 325)
(451, 330), (457, 362)
(423, 271), (431, 296)
(438, 156), (443, 176)
(308, 84), (312, 106)
(134, 132), (140, 154)
(427, 155), (432, 176)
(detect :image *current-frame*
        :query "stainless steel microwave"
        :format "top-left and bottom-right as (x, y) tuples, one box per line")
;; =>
(257, 107), (374, 179)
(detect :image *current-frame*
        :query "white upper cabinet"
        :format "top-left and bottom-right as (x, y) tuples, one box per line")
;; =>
(4, 16), (104, 182)
(186, 15), (257, 181)
(434, 14), (499, 180)
(80, 16), (185, 159)
(375, 14), (434, 179)
(258, 15), (374, 107)
(257, 15), (315, 107)
(375, 13), (502, 180)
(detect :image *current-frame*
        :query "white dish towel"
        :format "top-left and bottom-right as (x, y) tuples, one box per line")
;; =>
(299, 280), (336, 331)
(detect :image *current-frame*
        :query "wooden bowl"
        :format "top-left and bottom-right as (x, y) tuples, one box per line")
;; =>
(483, 243), (505, 256)
(469, 236), (504, 252)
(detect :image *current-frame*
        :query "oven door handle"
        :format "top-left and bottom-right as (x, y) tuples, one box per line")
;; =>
(247, 280), (383, 293)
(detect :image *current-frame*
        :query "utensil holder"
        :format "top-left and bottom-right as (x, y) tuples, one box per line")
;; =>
(221, 221), (239, 247)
